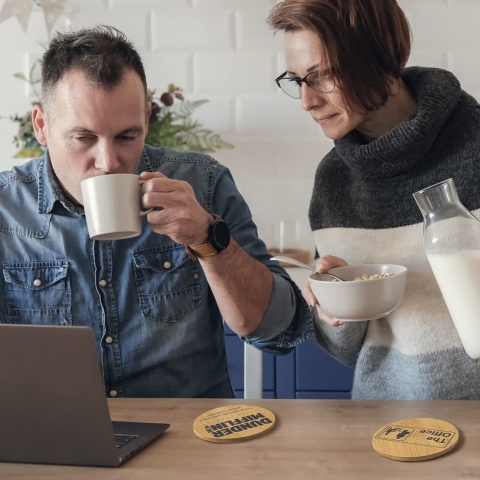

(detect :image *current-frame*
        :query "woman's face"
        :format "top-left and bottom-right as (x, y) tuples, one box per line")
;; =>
(283, 29), (369, 140)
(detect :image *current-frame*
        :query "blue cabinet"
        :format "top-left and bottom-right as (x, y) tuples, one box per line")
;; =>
(224, 325), (355, 399)
(294, 339), (355, 399)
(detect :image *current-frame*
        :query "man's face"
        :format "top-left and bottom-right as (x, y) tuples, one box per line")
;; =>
(33, 68), (151, 204)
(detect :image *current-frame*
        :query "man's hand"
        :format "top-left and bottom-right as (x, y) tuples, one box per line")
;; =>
(139, 171), (212, 245)
(302, 255), (348, 327)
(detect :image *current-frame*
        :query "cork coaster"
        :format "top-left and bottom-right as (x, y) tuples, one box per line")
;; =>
(193, 405), (276, 443)
(372, 417), (459, 462)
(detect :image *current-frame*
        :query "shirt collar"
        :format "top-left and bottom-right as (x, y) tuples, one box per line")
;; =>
(37, 149), (84, 215)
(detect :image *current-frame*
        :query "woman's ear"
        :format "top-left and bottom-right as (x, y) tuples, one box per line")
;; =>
(32, 105), (48, 146)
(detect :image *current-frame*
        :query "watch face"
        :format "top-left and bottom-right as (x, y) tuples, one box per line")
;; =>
(212, 220), (230, 250)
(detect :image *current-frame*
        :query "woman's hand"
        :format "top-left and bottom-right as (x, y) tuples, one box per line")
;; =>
(302, 255), (348, 327)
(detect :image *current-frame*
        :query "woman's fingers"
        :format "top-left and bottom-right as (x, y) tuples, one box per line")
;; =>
(317, 306), (346, 327)
(315, 255), (348, 273)
(302, 285), (345, 327)
(302, 284), (317, 306)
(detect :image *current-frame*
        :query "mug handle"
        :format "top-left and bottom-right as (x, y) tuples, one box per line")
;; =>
(139, 179), (159, 216)
(140, 207), (154, 217)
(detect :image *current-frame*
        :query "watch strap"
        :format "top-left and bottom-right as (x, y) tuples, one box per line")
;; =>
(186, 242), (218, 258)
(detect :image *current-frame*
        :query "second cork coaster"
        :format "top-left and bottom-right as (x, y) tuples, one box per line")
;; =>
(372, 417), (459, 462)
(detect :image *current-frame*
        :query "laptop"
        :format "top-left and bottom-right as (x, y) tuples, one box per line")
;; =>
(0, 324), (170, 467)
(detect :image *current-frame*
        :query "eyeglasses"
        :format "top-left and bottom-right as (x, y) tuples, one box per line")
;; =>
(275, 70), (336, 99)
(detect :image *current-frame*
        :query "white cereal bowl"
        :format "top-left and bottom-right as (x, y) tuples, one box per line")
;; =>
(308, 264), (408, 321)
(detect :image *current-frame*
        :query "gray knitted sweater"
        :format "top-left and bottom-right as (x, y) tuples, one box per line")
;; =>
(310, 67), (480, 399)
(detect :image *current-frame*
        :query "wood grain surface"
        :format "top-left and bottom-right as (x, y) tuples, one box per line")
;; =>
(0, 398), (479, 479)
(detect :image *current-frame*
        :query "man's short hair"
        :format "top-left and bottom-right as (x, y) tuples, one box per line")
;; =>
(267, 0), (411, 113)
(41, 25), (148, 111)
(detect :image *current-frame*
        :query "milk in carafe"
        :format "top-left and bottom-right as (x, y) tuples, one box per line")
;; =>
(427, 250), (480, 358)
(413, 178), (480, 359)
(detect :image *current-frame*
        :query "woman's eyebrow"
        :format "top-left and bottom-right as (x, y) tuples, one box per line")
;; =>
(286, 63), (322, 76)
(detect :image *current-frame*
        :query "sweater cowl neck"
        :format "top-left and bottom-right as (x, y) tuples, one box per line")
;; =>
(334, 67), (461, 179)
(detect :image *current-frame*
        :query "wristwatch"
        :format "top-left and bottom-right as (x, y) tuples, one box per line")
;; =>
(186, 214), (231, 259)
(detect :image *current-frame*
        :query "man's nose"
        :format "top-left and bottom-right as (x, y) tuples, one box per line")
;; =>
(300, 83), (325, 112)
(95, 143), (121, 173)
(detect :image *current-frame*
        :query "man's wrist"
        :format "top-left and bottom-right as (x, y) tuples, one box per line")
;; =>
(190, 214), (214, 246)
(187, 214), (231, 259)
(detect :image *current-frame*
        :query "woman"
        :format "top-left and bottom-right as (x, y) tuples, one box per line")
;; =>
(268, 0), (480, 399)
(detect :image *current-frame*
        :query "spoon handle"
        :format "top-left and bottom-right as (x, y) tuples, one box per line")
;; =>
(270, 256), (316, 272)
(270, 256), (344, 282)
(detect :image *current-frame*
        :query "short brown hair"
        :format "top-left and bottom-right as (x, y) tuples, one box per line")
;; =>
(267, 0), (411, 112)
(41, 25), (148, 111)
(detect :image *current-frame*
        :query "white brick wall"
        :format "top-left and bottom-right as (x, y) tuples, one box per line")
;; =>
(0, 0), (480, 242)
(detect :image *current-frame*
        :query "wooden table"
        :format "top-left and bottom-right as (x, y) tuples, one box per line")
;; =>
(0, 398), (479, 479)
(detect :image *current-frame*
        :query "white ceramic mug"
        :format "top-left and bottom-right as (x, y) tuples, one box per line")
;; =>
(80, 174), (152, 241)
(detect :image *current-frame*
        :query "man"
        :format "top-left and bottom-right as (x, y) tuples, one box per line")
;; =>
(0, 26), (312, 398)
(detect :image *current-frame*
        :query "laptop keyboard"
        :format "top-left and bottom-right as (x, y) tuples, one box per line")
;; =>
(115, 434), (138, 448)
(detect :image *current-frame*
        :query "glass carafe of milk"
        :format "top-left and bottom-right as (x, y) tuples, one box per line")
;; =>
(413, 178), (480, 359)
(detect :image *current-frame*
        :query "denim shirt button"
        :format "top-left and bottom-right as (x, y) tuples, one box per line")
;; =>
(163, 261), (172, 269)
(99, 279), (107, 287)
(105, 336), (113, 344)
(109, 390), (118, 398)
(33, 279), (42, 287)
(193, 273), (199, 280)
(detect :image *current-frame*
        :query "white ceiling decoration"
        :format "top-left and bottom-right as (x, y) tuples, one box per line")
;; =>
(0, 0), (75, 35)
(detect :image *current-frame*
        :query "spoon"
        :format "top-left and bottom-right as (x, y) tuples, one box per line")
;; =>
(270, 256), (344, 282)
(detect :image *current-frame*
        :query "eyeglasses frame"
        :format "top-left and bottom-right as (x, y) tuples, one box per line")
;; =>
(275, 70), (336, 99)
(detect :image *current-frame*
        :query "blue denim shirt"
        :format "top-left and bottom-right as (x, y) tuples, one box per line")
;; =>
(0, 145), (313, 398)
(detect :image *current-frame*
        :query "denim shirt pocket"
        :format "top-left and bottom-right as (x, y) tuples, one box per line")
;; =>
(3, 261), (72, 325)
(133, 244), (202, 322)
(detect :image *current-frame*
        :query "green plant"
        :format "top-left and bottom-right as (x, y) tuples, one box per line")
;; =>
(10, 57), (44, 158)
(7, 61), (233, 158)
(11, 110), (44, 158)
(146, 85), (233, 154)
